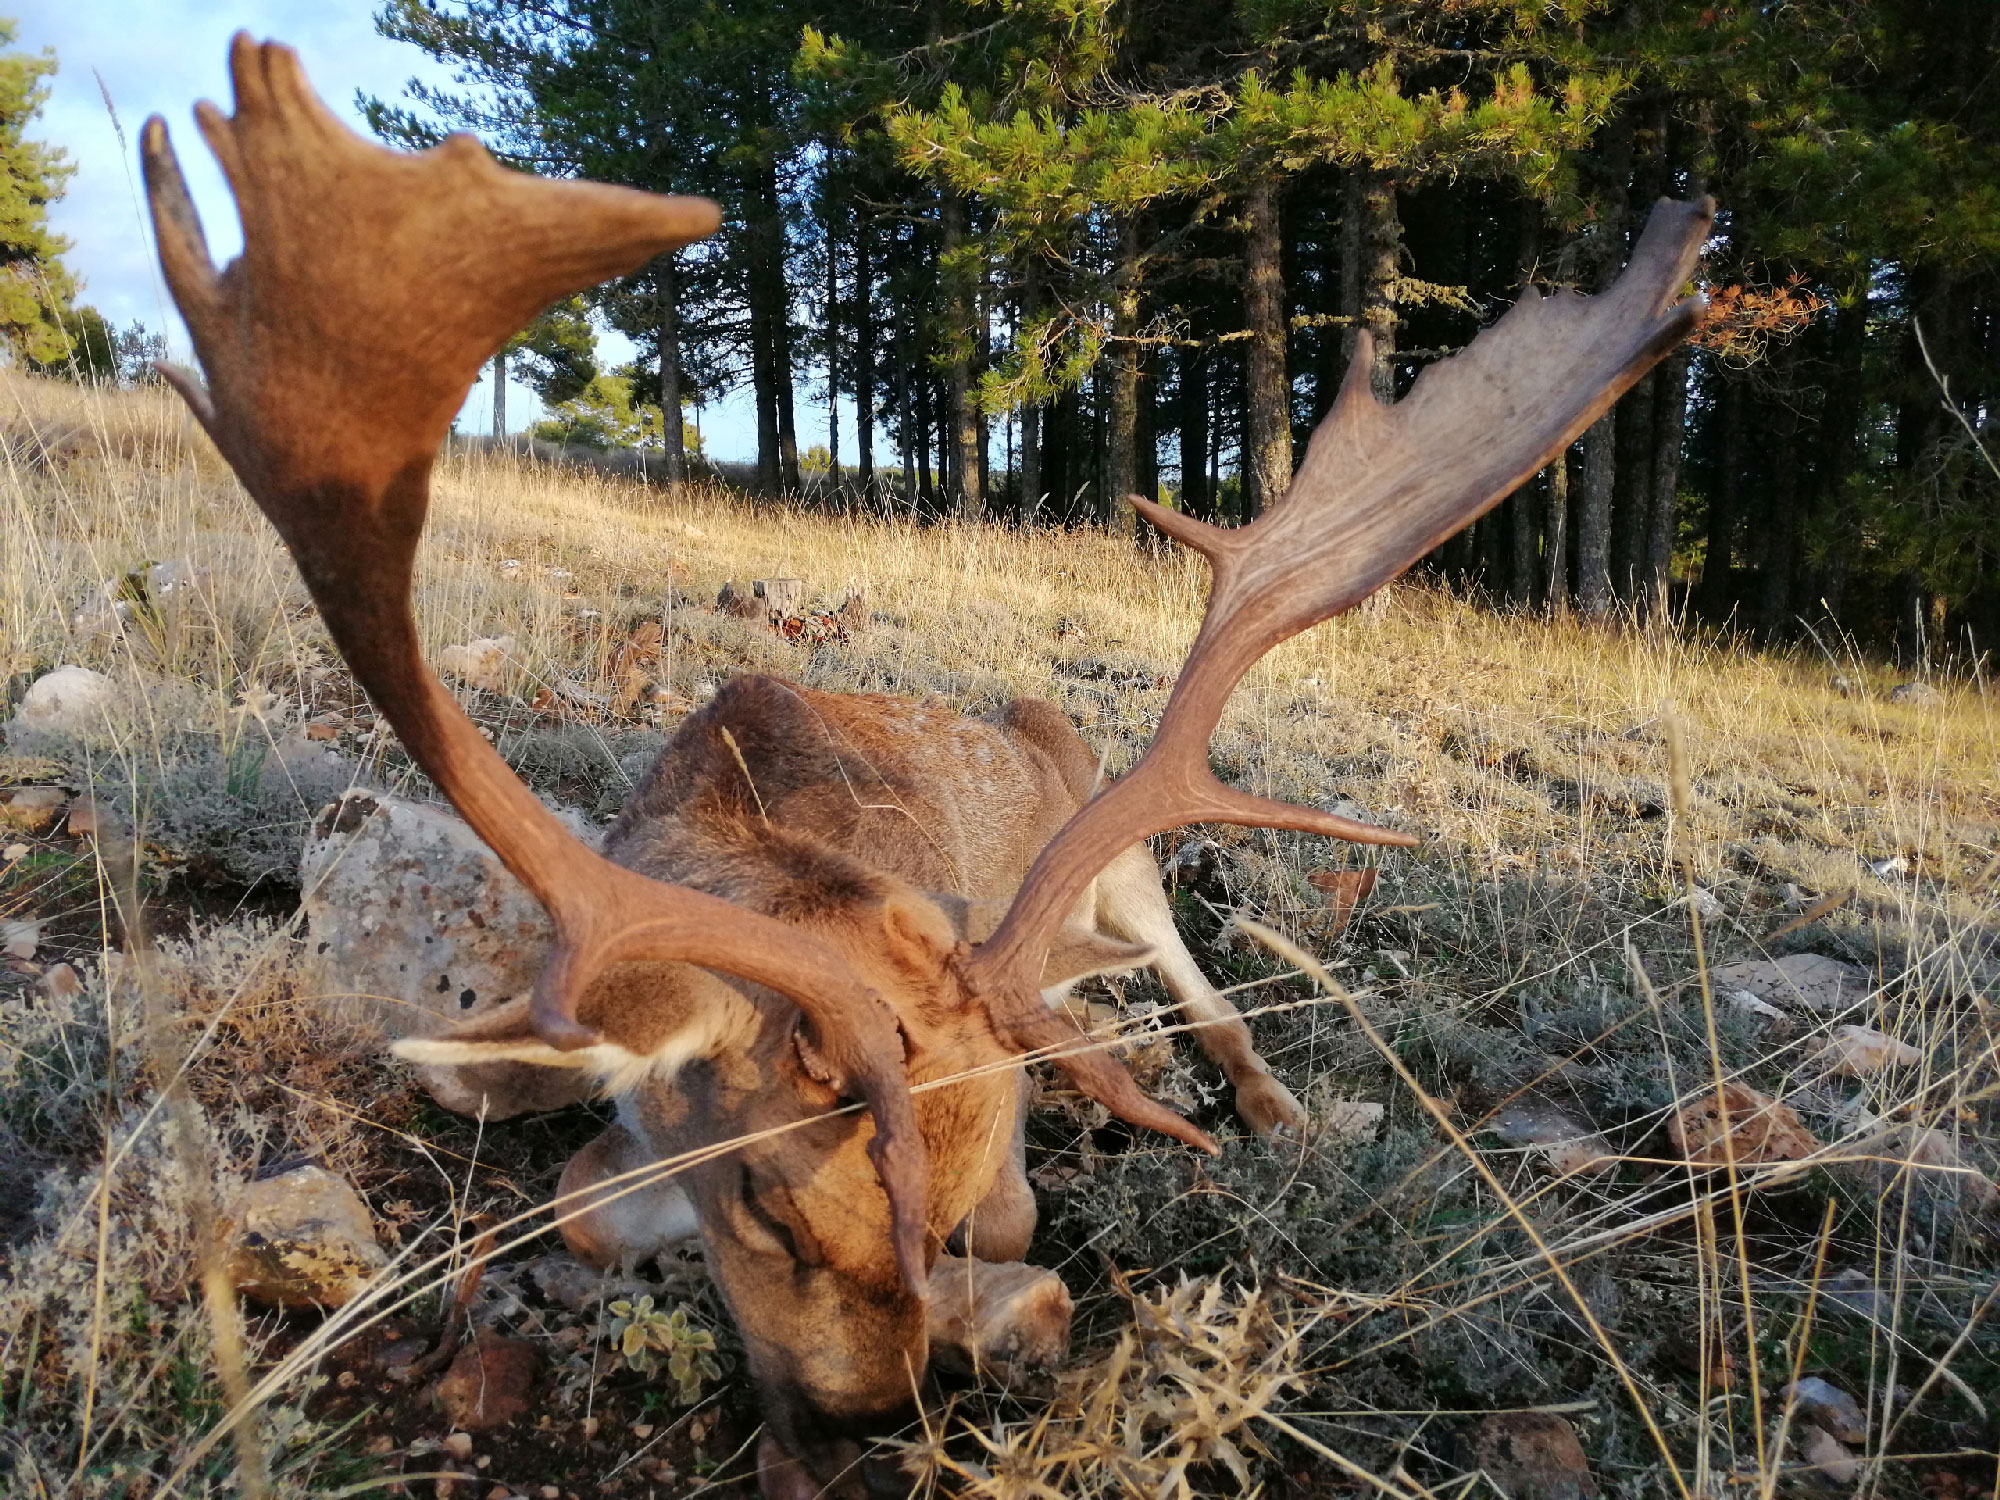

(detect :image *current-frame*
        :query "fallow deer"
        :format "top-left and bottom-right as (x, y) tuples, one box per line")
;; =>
(142, 36), (1708, 1499)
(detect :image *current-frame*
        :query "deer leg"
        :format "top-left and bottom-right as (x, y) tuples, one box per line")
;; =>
(1093, 845), (1307, 1137)
(555, 1123), (700, 1272)
(950, 1072), (1035, 1263)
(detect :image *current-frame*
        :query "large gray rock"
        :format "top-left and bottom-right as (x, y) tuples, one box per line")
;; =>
(12, 666), (116, 735)
(228, 1166), (388, 1309)
(300, 789), (594, 1117)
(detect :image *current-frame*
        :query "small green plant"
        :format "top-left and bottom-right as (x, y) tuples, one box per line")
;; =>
(606, 1295), (720, 1403)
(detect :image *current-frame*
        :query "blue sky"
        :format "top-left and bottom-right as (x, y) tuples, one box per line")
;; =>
(21, 1), (803, 462)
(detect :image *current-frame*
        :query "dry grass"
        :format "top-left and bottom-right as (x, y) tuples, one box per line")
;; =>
(2, 368), (1997, 1498)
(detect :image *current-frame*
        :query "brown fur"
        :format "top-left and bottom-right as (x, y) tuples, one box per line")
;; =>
(418, 676), (1300, 1494)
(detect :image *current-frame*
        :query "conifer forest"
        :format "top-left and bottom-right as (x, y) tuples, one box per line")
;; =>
(364, 0), (2000, 661)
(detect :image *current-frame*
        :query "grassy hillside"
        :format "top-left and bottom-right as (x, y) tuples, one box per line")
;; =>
(3, 370), (1996, 1498)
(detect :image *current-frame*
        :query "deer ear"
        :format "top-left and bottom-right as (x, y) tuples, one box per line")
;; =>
(878, 892), (961, 983)
(392, 998), (589, 1069)
(1040, 929), (1155, 1001)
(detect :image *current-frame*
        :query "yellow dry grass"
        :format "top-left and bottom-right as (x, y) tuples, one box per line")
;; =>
(4, 369), (1999, 1499)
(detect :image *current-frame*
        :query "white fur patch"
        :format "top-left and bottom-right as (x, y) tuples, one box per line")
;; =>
(392, 1002), (748, 1101)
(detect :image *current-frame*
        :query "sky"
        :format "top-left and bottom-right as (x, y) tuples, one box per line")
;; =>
(20, 0), (803, 463)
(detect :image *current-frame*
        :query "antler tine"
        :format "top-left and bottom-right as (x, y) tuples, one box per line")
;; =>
(963, 197), (1715, 1140)
(142, 36), (931, 1297)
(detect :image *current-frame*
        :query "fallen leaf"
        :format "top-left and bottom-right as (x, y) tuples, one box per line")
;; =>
(606, 622), (663, 712)
(1306, 866), (1378, 935)
(1667, 1081), (1819, 1167)
(1798, 1424), (1860, 1487)
(1811, 1024), (1920, 1077)
(2, 919), (41, 961)
(1322, 1100), (1385, 1144)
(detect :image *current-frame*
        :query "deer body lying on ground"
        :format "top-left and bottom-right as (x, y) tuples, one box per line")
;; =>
(142, 35), (1707, 1498)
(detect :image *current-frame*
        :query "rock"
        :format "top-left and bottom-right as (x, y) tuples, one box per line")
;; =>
(300, 790), (594, 1118)
(228, 1166), (388, 1309)
(1889, 681), (1940, 705)
(443, 1432), (476, 1462)
(1709, 954), (1871, 1014)
(2, 919), (40, 960)
(63, 794), (107, 839)
(1811, 1024), (1920, 1077)
(926, 1255), (1073, 1379)
(1322, 1099), (1385, 1144)
(1821, 1268), (1890, 1321)
(1462, 1412), (1598, 1500)
(1797, 1425), (1860, 1488)
(438, 636), (516, 693)
(1869, 855), (1910, 880)
(1788, 1377), (1867, 1445)
(1490, 1100), (1619, 1176)
(1850, 1121), (2000, 1220)
(1667, 1081), (1819, 1167)
(1683, 886), (1724, 922)
(2, 842), (25, 862)
(1727, 989), (1789, 1024)
(752, 578), (805, 614)
(436, 1330), (538, 1432)
(0, 785), (68, 834)
(13, 666), (115, 735)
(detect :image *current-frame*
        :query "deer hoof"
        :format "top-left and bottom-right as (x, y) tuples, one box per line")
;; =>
(1233, 1073), (1308, 1138)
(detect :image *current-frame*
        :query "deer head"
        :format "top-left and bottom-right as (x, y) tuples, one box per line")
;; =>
(144, 36), (1708, 1498)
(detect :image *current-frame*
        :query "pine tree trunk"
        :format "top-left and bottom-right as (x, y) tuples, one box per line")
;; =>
(751, 280), (780, 495)
(826, 229), (841, 494)
(1508, 484), (1537, 607)
(1019, 255), (1043, 525)
(1242, 174), (1291, 519)
(1643, 349), (1688, 619)
(492, 349), (507, 440)
(1179, 347), (1209, 521)
(1612, 368), (1656, 602)
(1759, 396), (1801, 641)
(1543, 454), (1570, 611)
(1108, 218), (1141, 537)
(656, 257), (686, 484)
(897, 335), (916, 514)
(1697, 372), (1742, 620)
(854, 221), (876, 507)
(941, 189), (983, 522)
(1357, 171), (1399, 402)
(1577, 416), (1615, 617)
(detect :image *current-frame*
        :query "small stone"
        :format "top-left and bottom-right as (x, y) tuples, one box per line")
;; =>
(64, 794), (105, 839)
(1888, 680), (1940, 705)
(1812, 1024), (1920, 1077)
(0, 785), (68, 834)
(436, 1331), (537, 1432)
(1869, 855), (1910, 880)
(486, 1487), (511, 1500)
(2, 919), (39, 960)
(1667, 1082), (1819, 1167)
(1727, 989), (1788, 1023)
(3, 842), (27, 861)
(1709, 954), (1870, 1014)
(1788, 1377), (1867, 1445)
(228, 1166), (388, 1308)
(1490, 1100), (1619, 1176)
(1684, 886), (1724, 922)
(630, 1423), (654, 1440)
(1798, 1424), (1860, 1487)
(541, 1487), (561, 1499)
(39, 963), (80, 1001)
(1322, 1099), (1385, 1144)
(1462, 1411), (1598, 1500)
(443, 1432), (475, 1462)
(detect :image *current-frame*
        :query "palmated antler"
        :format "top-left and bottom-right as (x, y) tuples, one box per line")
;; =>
(963, 197), (1716, 1147)
(142, 35), (930, 1294)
